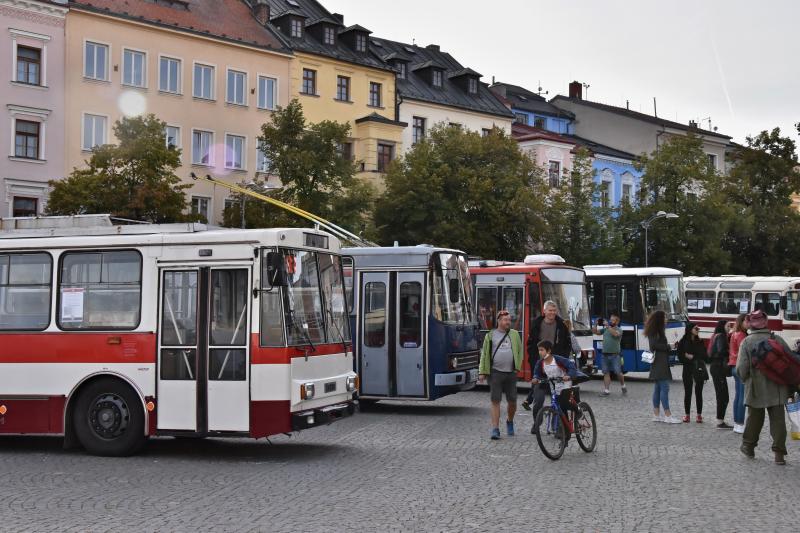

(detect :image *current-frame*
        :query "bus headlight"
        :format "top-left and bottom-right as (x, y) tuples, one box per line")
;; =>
(450, 357), (458, 369)
(301, 383), (315, 400)
(346, 375), (359, 392)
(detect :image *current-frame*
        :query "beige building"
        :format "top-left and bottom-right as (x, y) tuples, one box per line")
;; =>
(65, 1), (292, 224)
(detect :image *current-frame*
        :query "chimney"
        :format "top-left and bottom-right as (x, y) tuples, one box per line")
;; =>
(689, 120), (698, 128)
(426, 44), (440, 52)
(569, 81), (582, 100)
(252, 0), (270, 26)
(331, 13), (344, 24)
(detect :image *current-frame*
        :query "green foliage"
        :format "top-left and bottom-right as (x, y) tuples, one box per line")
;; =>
(47, 114), (192, 222)
(374, 125), (548, 260)
(223, 100), (374, 233)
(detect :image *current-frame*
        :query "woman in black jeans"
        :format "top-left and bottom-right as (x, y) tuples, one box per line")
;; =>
(677, 322), (707, 423)
(708, 320), (732, 429)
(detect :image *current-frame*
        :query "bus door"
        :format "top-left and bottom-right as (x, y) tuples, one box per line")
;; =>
(360, 272), (391, 396)
(157, 266), (250, 433)
(396, 272), (425, 397)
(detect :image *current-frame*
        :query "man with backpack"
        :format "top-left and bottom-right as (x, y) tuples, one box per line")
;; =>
(736, 309), (797, 465)
(478, 310), (523, 440)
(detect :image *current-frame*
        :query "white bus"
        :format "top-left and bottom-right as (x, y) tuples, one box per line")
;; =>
(0, 215), (357, 456)
(685, 276), (800, 344)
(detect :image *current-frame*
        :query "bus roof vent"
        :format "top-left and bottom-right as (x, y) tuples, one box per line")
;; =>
(0, 214), (208, 239)
(524, 254), (565, 265)
(583, 264), (624, 269)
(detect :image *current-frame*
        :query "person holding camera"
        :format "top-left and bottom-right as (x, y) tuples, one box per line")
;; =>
(592, 312), (627, 396)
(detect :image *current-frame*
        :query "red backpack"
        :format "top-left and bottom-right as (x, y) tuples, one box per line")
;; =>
(751, 334), (800, 386)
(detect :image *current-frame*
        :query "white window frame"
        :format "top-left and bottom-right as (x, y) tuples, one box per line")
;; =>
(192, 61), (215, 100)
(165, 124), (181, 150)
(468, 77), (478, 94)
(7, 106), (50, 162)
(10, 29), (50, 87)
(600, 169), (615, 208)
(83, 40), (110, 81)
(191, 195), (211, 222)
(158, 54), (182, 95)
(121, 47), (147, 88)
(256, 145), (270, 174)
(81, 112), (108, 151)
(290, 19), (303, 38)
(11, 117), (43, 160)
(224, 133), (246, 170)
(257, 74), (278, 110)
(621, 172), (635, 206)
(191, 128), (214, 166)
(547, 160), (561, 188)
(226, 69), (248, 106)
(323, 26), (335, 45)
(432, 70), (442, 87)
(707, 153), (718, 171)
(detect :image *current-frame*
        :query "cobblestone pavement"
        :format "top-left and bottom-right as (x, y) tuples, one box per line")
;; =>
(2, 369), (799, 532)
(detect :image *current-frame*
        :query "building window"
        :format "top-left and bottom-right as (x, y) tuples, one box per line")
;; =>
(397, 62), (406, 79)
(548, 161), (561, 188)
(290, 19), (303, 38)
(377, 143), (393, 173)
(225, 134), (245, 170)
(336, 76), (350, 101)
(226, 70), (246, 105)
(601, 181), (613, 208)
(14, 120), (40, 159)
(534, 116), (546, 129)
(191, 196), (210, 223)
(621, 183), (632, 205)
(159, 56), (181, 94)
(432, 70), (442, 87)
(468, 77), (478, 94)
(256, 147), (271, 173)
(84, 41), (108, 81)
(165, 125), (180, 149)
(338, 142), (353, 161)
(323, 26), (335, 45)
(707, 153), (718, 170)
(122, 49), (146, 87)
(412, 116), (426, 144)
(193, 63), (214, 100)
(514, 112), (528, 125)
(82, 114), (107, 151)
(16, 46), (41, 85)
(301, 68), (316, 95)
(192, 130), (213, 165)
(482, 128), (492, 137)
(369, 82), (382, 107)
(258, 76), (277, 110)
(12, 197), (38, 217)
(355, 33), (367, 52)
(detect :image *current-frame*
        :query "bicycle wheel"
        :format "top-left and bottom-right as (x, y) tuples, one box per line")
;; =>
(535, 406), (566, 460)
(575, 401), (597, 453)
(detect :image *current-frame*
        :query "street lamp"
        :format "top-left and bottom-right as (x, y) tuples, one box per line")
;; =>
(641, 211), (679, 268)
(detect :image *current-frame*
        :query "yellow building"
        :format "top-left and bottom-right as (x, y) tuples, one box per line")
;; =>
(65, 0), (293, 224)
(261, 0), (406, 187)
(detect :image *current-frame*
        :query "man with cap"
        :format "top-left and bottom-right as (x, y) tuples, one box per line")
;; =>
(736, 309), (791, 465)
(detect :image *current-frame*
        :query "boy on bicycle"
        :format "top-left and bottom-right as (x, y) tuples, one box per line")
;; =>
(530, 340), (582, 431)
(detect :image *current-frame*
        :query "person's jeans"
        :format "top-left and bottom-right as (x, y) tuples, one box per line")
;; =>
(528, 383), (548, 420)
(731, 367), (746, 424)
(652, 379), (670, 411)
(742, 404), (787, 454)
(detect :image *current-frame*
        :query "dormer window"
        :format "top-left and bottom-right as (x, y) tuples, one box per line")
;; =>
(468, 77), (478, 94)
(355, 33), (367, 52)
(397, 62), (406, 79)
(432, 70), (443, 87)
(324, 26), (335, 45)
(290, 18), (303, 38)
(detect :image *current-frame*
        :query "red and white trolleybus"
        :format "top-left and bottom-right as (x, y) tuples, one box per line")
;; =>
(0, 215), (357, 456)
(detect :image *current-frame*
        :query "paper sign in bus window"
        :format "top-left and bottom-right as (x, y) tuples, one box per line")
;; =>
(739, 300), (749, 313)
(61, 287), (85, 322)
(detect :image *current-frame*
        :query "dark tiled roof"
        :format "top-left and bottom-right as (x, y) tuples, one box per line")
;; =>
(354, 112), (407, 127)
(551, 95), (732, 140)
(371, 38), (513, 119)
(449, 67), (483, 79)
(512, 123), (576, 145)
(565, 134), (639, 161)
(262, 0), (391, 72)
(271, 8), (307, 20)
(71, 0), (288, 53)
(491, 82), (574, 119)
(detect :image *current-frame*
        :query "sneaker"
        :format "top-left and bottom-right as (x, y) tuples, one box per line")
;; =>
(716, 422), (733, 430)
(621, 386), (628, 396)
(521, 400), (531, 411)
(733, 424), (745, 434)
(740, 444), (755, 458)
(696, 414), (704, 423)
(652, 414), (664, 423)
(682, 415), (690, 423)
(663, 416), (683, 424)
(490, 428), (501, 440)
(601, 390), (610, 397)
(506, 420), (515, 437)
(775, 452), (786, 465)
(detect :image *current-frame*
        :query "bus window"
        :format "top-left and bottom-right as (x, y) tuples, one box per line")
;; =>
(754, 293), (781, 316)
(686, 291), (716, 314)
(431, 253), (472, 324)
(476, 287), (498, 330)
(529, 282), (541, 319)
(319, 254), (350, 342)
(502, 287), (524, 336)
(603, 283), (618, 317)
(619, 283), (634, 323)
(342, 256), (354, 316)
(59, 250), (142, 330)
(364, 282), (386, 347)
(0, 253), (52, 331)
(717, 291), (751, 315)
(542, 282), (591, 334)
(399, 282), (422, 347)
(786, 292), (800, 321)
(283, 250), (325, 345)
(643, 277), (685, 321)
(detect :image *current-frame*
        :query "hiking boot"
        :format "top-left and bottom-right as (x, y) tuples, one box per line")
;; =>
(521, 400), (531, 411)
(490, 428), (501, 440)
(740, 445), (755, 458)
(506, 420), (515, 437)
(775, 452), (786, 465)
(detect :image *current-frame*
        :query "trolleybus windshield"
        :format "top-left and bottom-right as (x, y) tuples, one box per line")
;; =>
(644, 276), (685, 320)
(539, 268), (591, 333)
(431, 252), (474, 324)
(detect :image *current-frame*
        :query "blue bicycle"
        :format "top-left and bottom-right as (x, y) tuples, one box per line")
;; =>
(534, 377), (597, 460)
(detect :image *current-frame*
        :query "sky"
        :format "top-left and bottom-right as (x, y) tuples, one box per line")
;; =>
(322, 0), (800, 144)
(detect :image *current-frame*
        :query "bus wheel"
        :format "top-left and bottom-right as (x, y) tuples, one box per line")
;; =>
(73, 378), (145, 457)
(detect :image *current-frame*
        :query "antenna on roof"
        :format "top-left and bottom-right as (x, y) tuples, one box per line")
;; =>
(653, 97), (658, 117)
(536, 81), (548, 96)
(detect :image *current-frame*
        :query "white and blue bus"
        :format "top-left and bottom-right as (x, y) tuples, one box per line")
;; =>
(584, 266), (687, 372)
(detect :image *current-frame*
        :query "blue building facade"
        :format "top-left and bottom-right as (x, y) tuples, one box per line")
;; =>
(490, 82), (575, 135)
(571, 135), (643, 210)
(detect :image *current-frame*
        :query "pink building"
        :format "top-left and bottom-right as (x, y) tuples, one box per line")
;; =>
(0, 0), (67, 218)
(512, 122), (577, 188)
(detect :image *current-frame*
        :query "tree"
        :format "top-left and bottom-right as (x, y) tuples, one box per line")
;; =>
(722, 128), (800, 275)
(224, 100), (374, 233)
(47, 114), (191, 222)
(374, 125), (548, 260)
(628, 134), (734, 274)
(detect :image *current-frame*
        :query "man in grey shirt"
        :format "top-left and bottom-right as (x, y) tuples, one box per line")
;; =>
(479, 310), (523, 440)
(492, 328), (515, 372)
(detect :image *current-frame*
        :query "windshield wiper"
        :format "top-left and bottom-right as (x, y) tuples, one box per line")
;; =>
(287, 308), (316, 353)
(326, 307), (349, 354)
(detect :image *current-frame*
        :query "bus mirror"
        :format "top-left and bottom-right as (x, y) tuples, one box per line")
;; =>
(449, 278), (461, 304)
(265, 252), (288, 287)
(781, 295), (788, 311)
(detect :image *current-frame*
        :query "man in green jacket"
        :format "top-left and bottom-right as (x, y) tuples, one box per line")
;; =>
(479, 310), (523, 440)
(736, 309), (790, 465)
